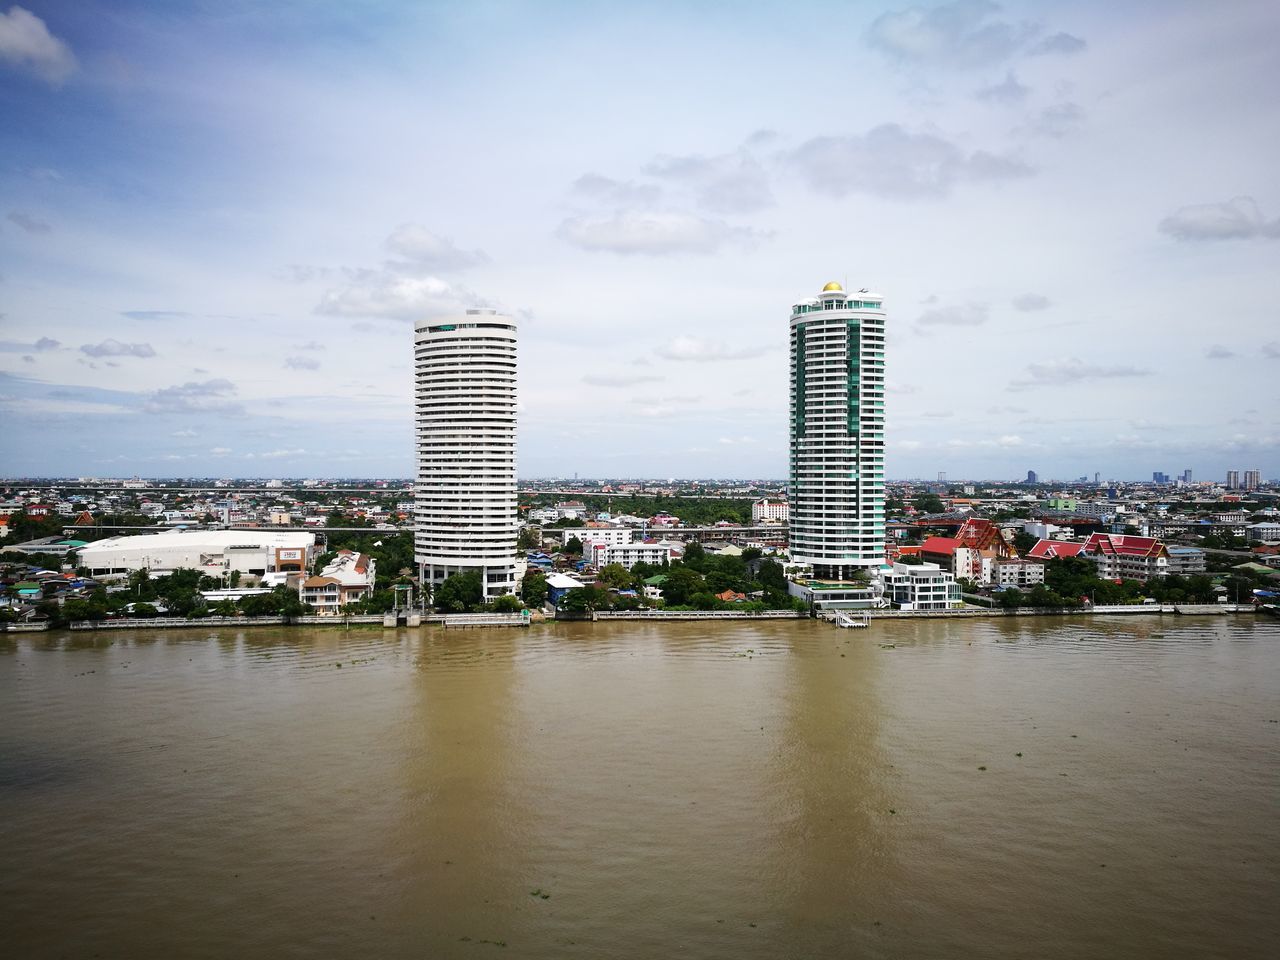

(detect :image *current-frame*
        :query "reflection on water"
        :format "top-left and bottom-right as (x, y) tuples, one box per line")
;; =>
(1, 617), (1277, 959)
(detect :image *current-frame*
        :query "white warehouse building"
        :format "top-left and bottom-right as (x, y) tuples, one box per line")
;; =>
(77, 529), (316, 578)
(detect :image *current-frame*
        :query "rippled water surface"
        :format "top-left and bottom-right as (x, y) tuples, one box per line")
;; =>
(2, 616), (1277, 959)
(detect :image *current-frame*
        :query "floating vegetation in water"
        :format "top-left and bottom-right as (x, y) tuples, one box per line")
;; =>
(978, 765), (987, 771)
(880, 643), (896, 649)
(529, 888), (550, 899)
(1015, 752), (1023, 758)
(889, 808), (897, 815)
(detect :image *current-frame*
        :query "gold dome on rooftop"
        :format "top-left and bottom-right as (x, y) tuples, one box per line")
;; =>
(822, 281), (843, 292)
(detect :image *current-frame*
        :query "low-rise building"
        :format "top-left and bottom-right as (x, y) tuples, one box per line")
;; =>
(299, 550), (376, 614)
(1247, 521), (1280, 543)
(1166, 546), (1207, 575)
(993, 558), (1046, 587)
(751, 498), (789, 523)
(881, 562), (963, 610)
(589, 541), (679, 569)
(77, 529), (315, 578)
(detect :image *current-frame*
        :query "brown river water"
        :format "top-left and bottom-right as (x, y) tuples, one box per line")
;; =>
(2, 616), (1277, 959)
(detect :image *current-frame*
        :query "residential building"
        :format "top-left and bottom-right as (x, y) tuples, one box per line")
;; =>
(881, 561), (962, 611)
(1166, 547), (1207, 575)
(589, 541), (679, 570)
(545, 572), (585, 605)
(994, 559), (1046, 587)
(414, 309), (519, 599)
(788, 280), (885, 579)
(1247, 521), (1280, 543)
(566, 526), (633, 547)
(299, 550), (377, 614)
(1243, 469), (1261, 491)
(1226, 470), (1239, 490)
(751, 498), (789, 523)
(1025, 470), (1038, 483)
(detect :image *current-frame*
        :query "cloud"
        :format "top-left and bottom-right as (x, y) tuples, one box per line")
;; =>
(120, 310), (191, 321)
(643, 150), (774, 215)
(788, 124), (1033, 199)
(1158, 196), (1280, 242)
(581, 374), (663, 387)
(917, 303), (988, 326)
(1263, 342), (1280, 360)
(1030, 31), (1087, 56)
(718, 436), (757, 445)
(558, 211), (767, 255)
(144, 378), (243, 415)
(867, 0), (1040, 69)
(6, 210), (51, 233)
(1025, 102), (1083, 138)
(209, 446), (232, 456)
(297, 340), (325, 351)
(1011, 293), (1050, 311)
(976, 71), (1029, 103)
(258, 448), (305, 459)
(0, 6), (77, 84)
(886, 380), (918, 395)
(0, 336), (60, 353)
(571, 173), (663, 208)
(316, 273), (483, 320)
(655, 336), (770, 362)
(384, 223), (488, 271)
(1009, 358), (1151, 389)
(80, 339), (157, 358)
(1205, 345), (1235, 360)
(172, 429), (197, 437)
(283, 355), (320, 370)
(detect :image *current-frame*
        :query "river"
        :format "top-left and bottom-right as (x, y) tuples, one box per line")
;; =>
(2, 616), (1277, 959)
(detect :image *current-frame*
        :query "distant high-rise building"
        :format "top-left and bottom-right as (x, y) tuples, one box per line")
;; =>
(414, 308), (519, 599)
(1226, 470), (1240, 490)
(1026, 470), (1038, 484)
(788, 280), (885, 579)
(937, 471), (946, 483)
(1243, 469), (1261, 491)
(1181, 469), (1192, 483)
(1094, 472), (1101, 484)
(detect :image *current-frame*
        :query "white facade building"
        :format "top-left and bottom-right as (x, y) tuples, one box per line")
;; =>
(566, 527), (633, 547)
(299, 549), (377, 614)
(77, 529), (315, 578)
(994, 559), (1046, 587)
(881, 562), (962, 610)
(788, 281), (886, 578)
(752, 498), (789, 523)
(589, 541), (679, 569)
(414, 310), (519, 599)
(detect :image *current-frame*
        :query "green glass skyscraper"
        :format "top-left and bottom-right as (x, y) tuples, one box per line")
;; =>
(788, 280), (886, 579)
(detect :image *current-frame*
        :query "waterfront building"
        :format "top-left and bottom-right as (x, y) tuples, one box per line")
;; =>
(299, 549), (376, 615)
(77, 529), (314, 578)
(1166, 547), (1207, 575)
(788, 281), (885, 579)
(588, 541), (680, 570)
(880, 561), (963, 611)
(414, 309), (519, 599)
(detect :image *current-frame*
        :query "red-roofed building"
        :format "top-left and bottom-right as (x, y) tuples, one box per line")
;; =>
(921, 518), (1018, 583)
(1028, 534), (1170, 581)
(1027, 540), (1087, 560)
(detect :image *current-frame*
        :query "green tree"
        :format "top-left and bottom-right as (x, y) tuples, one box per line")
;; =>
(661, 566), (707, 606)
(491, 594), (523, 613)
(563, 536), (584, 556)
(434, 571), (483, 612)
(682, 541), (706, 571)
(521, 571), (548, 607)
(913, 493), (946, 514)
(597, 563), (633, 589)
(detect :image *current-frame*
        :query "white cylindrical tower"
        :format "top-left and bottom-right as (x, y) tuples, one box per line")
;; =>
(788, 281), (886, 579)
(414, 309), (518, 599)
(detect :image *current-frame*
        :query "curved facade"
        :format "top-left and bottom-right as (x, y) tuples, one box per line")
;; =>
(788, 282), (886, 579)
(414, 309), (518, 598)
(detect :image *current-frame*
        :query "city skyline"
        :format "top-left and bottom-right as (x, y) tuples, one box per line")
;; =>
(2, 1), (1278, 480)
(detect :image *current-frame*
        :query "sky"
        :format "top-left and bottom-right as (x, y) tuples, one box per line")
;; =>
(1, 0), (1278, 482)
